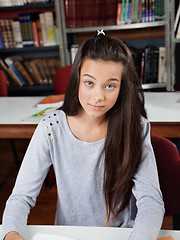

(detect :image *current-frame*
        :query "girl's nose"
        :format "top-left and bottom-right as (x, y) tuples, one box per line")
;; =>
(93, 88), (104, 103)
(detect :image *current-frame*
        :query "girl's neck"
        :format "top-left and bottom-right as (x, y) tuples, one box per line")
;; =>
(67, 110), (108, 142)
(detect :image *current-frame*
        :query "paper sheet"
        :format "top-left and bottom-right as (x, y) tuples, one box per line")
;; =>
(31, 233), (76, 240)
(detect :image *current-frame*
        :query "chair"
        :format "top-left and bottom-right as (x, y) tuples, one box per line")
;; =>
(0, 70), (21, 166)
(54, 65), (72, 95)
(0, 69), (8, 96)
(151, 135), (180, 229)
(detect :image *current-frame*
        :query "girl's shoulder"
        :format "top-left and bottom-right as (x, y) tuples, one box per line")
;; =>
(41, 109), (65, 123)
(39, 109), (66, 132)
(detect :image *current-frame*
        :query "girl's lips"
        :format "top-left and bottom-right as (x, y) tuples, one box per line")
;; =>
(89, 104), (104, 110)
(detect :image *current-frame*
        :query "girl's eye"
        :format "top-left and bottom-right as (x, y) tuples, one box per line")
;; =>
(105, 84), (115, 90)
(85, 81), (93, 87)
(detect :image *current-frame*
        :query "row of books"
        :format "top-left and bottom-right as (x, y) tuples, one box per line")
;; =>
(0, 55), (61, 87)
(117, 0), (164, 25)
(0, 0), (54, 7)
(64, 0), (165, 28)
(174, 1), (180, 39)
(0, 11), (58, 49)
(131, 45), (167, 85)
(69, 43), (167, 85)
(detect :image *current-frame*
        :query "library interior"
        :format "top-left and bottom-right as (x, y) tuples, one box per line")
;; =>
(0, 0), (180, 240)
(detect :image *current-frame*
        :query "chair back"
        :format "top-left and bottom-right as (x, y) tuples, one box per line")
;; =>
(54, 65), (72, 95)
(151, 135), (180, 216)
(0, 69), (8, 96)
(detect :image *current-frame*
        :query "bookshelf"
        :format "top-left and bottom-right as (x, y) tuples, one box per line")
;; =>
(169, 0), (180, 91)
(0, 0), (63, 96)
(58, 0), (172, 91)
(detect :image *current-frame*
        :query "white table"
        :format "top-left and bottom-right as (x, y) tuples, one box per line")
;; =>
(0, 96), (43, 139)
(0, 225), (180, 240)
(144, 92), (180, 137)
(0, 92), (180, 139)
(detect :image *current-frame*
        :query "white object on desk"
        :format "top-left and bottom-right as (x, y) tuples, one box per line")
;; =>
(144, 92), (180, 122)
(31, 233), (75, 240)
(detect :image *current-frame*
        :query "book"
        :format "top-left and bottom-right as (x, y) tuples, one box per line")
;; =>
(158, 46), (167, 83)
(174, 1), (180, 37)
(36, 19), (43, 46)
(13, 60), (34, 86)
(11, 20), (23, 48)
(32, 21), (40, 47)
(44, 11), (56, 46)
(37, 94), (64, 108)
(157, 236), (174, 240)
(0, 30), (4, 49)
(0, 59), (23, 87)
(70, 44), (79, 64)
(31, 233), (76, 240)
(19, 13), (34, 47)
(22, 107), (57, 123)
(4, 56), (27, 86)
(39, 13), (48, 46)
(29, 59), (43, 85)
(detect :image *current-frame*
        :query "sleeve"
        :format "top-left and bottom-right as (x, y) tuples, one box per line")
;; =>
(1, 119), (52, 240)
(128, 119), (165, 240)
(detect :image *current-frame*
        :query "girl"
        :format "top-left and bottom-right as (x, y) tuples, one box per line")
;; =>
(2, 32), (164, 240)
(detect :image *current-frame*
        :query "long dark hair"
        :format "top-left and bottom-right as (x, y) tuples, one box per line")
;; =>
(61, 34), (147, 224)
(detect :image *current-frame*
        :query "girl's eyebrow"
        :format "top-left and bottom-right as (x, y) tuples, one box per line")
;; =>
(82, 74), (119, 82)
(82, 74), (96, 80)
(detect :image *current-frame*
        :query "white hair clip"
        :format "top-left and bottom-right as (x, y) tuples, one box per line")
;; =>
(97, 29), (105, 36)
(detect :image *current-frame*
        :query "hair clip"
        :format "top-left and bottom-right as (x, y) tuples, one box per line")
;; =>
(97, 29), (105, 36)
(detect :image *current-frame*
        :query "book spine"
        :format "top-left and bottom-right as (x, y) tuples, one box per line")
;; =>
(158, 47), (167, 83)
(19, 14), (28, 47)
(174, 2), (180, 37)
(141, 0), (146, 23)
(44, 11), (56, 46)
(145, 0), (149, 22)
(0, 59), (23, 87)
(26, 13), (34, 47)
(140, 51), (145, 83)
(0, 30), (5, 49)
(13, 60), (35, 86)
(151, 0), (155, 22)
(117, 0), (123, 25)
(29, 60), (43, 85)
(11, 20), (23, 48)
(36, 20), (43, 46)
(32, 21), (40, 47)
(39, 13), (48, 46)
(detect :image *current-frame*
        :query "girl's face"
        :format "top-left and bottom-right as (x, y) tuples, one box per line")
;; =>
(78, 58), (123, 120)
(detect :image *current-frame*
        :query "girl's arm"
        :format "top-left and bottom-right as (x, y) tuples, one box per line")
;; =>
(129, 119), (165, 240)
(2, 118), (52, 240)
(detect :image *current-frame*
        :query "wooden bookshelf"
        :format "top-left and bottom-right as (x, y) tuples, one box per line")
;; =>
(0, 1), (61, 96)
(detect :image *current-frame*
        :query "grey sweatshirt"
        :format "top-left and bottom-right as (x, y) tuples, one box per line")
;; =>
(2, 110), (165, 240)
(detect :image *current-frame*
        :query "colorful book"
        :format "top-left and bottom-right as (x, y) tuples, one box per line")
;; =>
(37, 94), (64, 108)
(157, 236), (174, 240)
(22, 107), (57, 123)
(4, 56), (27, 86)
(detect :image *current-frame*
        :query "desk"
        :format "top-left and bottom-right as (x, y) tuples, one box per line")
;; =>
(144, 92), (180, 138)
(0, 97), (44, 139)
(0, 225), (180, 240)
(0, 92), (180, 139)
